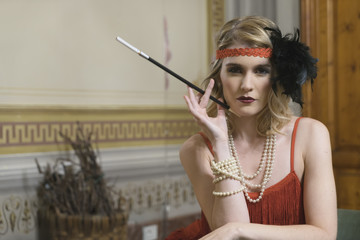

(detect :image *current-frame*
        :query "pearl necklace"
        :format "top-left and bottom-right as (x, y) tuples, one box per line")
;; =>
(228, 133), (276, 203)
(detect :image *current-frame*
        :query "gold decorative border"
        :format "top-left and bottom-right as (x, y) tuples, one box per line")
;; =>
(0, 106), (198, 154)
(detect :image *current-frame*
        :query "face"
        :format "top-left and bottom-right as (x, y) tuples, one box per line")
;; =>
(220, 44), (272, 117)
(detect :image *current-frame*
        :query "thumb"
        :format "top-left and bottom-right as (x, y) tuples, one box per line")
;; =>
(217, 98), (226, 118)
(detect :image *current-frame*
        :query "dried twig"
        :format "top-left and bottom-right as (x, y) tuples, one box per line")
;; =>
(36, 122), (127, 219)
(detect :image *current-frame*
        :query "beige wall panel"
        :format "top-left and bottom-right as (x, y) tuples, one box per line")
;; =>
(0, 0), (208, 107)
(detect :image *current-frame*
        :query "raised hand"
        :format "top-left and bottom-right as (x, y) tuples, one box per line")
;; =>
(183, 79), (229, 146)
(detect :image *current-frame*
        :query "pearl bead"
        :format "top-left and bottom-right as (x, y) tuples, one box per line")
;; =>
(211, 127), (276, 202)
(228, 134), (276, 203)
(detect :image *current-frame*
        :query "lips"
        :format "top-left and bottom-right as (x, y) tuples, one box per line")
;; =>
(237, 96), (255, 103)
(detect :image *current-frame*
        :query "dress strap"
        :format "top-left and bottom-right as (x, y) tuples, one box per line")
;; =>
(198, 132), (214, 155)
(290, 117), (303, 172)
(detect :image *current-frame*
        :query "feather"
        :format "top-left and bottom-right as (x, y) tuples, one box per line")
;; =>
(265, 27), (318, 107)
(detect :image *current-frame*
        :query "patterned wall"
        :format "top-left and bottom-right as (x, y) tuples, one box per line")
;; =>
(0, 195), (37, 236)
(0, 107), (198, 154)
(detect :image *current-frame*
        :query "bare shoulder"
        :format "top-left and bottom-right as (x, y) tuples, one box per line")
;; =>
(179, 134), (213, 172)
(296, 117), (330, 139)
(296, 117), (331, 164)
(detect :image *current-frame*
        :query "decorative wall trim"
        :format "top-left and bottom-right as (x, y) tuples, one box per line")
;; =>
(0, 195), (37, 237)
(0, 106), (198, 154)
(0, 119), (195, 146)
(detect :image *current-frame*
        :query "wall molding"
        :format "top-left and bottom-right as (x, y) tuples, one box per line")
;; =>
(0, 106), (198, 154)
(0, 144), (185, 192)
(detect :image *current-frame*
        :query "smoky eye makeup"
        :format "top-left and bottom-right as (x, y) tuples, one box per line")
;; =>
(255, 65), (271, 75)
(225, 63), (271, 75)
(226, 65), (243, 74)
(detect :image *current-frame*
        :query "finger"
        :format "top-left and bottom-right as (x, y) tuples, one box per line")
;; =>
(184, 95), (201, 119)
(184, 95), (195, 113)
(187, 86), (199, 107)
(217, 107), (225, 118)
(216, 98), (227, 119)
(199, 79), (215, 108)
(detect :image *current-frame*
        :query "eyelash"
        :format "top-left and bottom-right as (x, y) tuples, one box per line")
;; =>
(227, 67), (271, 75)
(255, 67), (271, 75)
(227, 67), (242, 74)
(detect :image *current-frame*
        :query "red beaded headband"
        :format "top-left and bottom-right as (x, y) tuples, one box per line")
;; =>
(216, 48), (272, 59)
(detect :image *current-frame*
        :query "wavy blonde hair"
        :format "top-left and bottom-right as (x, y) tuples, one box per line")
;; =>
(203, 16), (292, 136)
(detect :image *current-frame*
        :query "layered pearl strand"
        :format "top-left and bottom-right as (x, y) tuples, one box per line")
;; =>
(229, 133), (276, 203)
(211, 131), (276, 203)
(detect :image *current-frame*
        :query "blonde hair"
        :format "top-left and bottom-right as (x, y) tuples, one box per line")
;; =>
(203, 16), (292, 136)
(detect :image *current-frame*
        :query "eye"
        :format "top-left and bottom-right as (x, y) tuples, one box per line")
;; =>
(255, 66), (271, 75)
(227, 66), (243, 74)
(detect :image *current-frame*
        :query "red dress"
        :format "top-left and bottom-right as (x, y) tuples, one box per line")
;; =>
(166, 118), (305, 239)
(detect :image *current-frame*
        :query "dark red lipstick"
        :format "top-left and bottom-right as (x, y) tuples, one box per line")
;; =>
(237, 96), (255, 103)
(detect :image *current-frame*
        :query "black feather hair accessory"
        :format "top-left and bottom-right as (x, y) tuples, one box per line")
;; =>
(265, 27), (318, 107)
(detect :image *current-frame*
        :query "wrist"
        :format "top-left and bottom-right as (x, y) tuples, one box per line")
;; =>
(214, 152), (232, 162)
(212, 140), (231, 161)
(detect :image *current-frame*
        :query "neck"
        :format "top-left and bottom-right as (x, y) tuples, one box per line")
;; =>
(230, 114), (262, 143)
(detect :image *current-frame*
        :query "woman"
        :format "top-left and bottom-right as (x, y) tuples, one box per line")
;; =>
(166, 16), (337, 239)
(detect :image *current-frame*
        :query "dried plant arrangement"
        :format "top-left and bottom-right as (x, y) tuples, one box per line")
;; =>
(35, 123), (128, 240)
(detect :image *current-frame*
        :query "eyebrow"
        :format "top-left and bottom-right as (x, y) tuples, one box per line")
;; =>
(225, 63), (272, 68)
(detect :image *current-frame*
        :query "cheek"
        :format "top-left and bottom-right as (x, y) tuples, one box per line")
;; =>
(220, 72), (238, 91)
(262, 82), (272, 92)
(260, 82), (272, 102)
(258, 78), (272, 92)
(221, 78), (232, 90)
(220, 77), (236, 98)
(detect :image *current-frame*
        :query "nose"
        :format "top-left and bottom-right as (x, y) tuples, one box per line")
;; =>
(240, 72), (254, 92)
